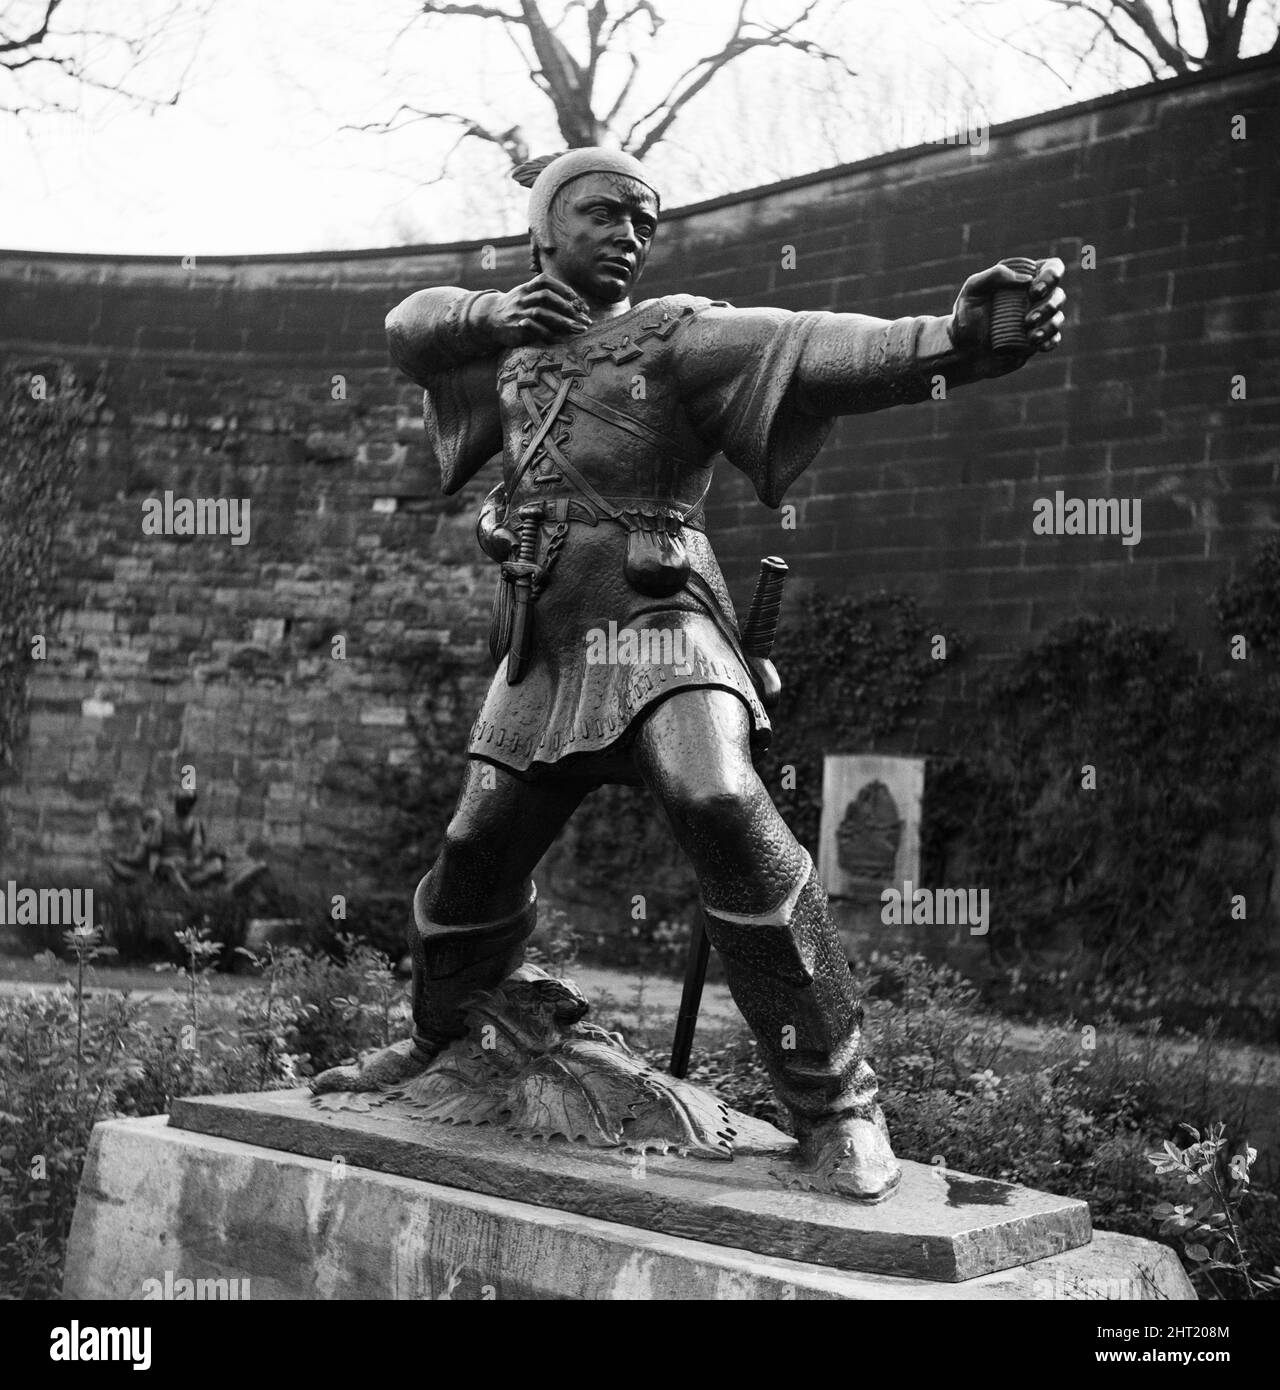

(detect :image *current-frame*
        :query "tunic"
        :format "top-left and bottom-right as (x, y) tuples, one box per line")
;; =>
(387, 289), (971, 785)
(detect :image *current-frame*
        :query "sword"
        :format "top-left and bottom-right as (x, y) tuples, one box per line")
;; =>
(740, 555), (789, 710)
(503, 503), (544, 686)
(670, 555), (790, 1078)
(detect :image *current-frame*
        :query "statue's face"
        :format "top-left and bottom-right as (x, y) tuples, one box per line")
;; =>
(541, 173), (658, 305)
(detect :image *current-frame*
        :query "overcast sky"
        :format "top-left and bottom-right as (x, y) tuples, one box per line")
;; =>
(1, 0), (1274, 255)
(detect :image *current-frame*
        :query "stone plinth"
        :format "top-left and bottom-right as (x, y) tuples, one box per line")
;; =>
(64, 1114), (1194, 1301)
(168, 1088), (1091, 1283)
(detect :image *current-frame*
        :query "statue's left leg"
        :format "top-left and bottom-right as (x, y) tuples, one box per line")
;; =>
(632, 688), (900, 1201)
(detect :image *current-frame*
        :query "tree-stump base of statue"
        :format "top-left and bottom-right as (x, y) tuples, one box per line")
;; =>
(308, 965), (790, 1161)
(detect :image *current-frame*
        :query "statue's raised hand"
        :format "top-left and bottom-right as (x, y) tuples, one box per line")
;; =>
(948, 256), (1067, 362)
(478, 272), (594, 346)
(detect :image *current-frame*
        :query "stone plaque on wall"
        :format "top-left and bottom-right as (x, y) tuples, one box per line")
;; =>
(818, 755), (924, 904)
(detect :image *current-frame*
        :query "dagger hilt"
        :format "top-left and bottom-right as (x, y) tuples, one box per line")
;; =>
(515, 503), (543, 565)
(740, 556), (789, 658)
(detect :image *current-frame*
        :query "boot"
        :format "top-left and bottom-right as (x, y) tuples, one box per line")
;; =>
(311, 876), (538, 1094)
(410, 874), (539, 1056)
(700, 852), (901, 1201)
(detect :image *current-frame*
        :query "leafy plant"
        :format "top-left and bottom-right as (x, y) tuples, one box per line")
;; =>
(232, 944), (305, 1090)
(525, 902), (584, 976)
(265, 936), (410, 1074)
(1149, 1122), (1280, 1300)
(331, 942), (401, 1053)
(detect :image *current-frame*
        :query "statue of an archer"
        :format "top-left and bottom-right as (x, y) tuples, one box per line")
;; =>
(322, 149), (1065, 1202)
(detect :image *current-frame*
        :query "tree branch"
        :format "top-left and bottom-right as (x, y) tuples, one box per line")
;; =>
(623, 0), (750, 154)
(362, 0), (858, 170)
(519, 0), (602, 145)
(417, 2), (523, 20)
(602, 0), (661, 49)
(584, 0), (607, 86)
(0, 0), (63, 56)
(625, 0), (857, 158)
(1166, 0), (1184, 53)
(343, 105), (529, 163)
(602, 50), (639, 126)
(0, 0), (206, 115)
(1112, 0), (1198, 70)
(2, 51), (75, 73)
(1070, 17), (1114, 82)
(1044, 0), (1170, 77)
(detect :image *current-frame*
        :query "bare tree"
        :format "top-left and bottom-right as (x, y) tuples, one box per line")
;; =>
(953, 0), (1280, 85)
(0, 0), (207, 119)
(351, 0), (857, 168)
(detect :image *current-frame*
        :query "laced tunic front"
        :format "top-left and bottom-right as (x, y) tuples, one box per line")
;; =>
(388, 289), (969, 785)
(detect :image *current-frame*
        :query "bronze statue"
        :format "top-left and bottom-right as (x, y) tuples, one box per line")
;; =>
(321, 148), (1066, 1202)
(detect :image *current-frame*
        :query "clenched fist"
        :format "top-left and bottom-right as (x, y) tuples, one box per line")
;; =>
(475, 272), (594, 347)
(949, 256), (1067, 360)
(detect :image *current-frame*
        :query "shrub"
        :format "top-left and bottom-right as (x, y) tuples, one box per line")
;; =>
(0, 928), (302, 1299)
(257, 935), (407, 1075)
(923, 615), (1280, 1040)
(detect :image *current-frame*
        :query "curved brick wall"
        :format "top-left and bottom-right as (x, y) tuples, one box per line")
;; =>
(1, 56), (1276, 884)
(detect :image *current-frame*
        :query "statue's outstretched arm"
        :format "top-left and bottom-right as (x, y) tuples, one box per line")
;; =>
(676, 257), (1065, 509)
(794, 256), (1067, 415)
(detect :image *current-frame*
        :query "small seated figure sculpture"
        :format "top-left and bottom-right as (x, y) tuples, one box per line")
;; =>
(106, 790), (266, 897)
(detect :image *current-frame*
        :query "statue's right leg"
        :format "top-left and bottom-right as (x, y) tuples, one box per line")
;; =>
(312, 758), (593, 1093)
(409, 758), (594, 1058)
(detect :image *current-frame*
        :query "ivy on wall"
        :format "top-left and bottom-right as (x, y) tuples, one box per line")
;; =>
(1215, 535), (1280, 661)
(761, 588), (963, 853)
(926, 616), (1279, 967)
(0, 364), (100, 778)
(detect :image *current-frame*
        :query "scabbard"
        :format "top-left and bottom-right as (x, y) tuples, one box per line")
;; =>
(506, 579), (534, 684)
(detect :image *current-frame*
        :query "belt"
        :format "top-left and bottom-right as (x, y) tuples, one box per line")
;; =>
(529, 494), (707, 533)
